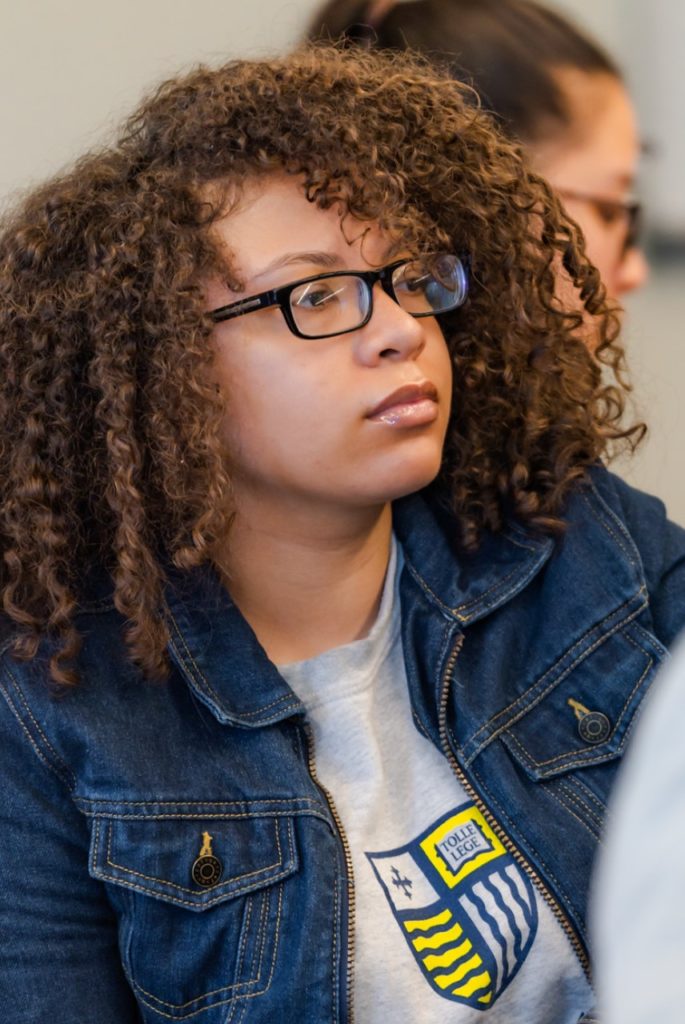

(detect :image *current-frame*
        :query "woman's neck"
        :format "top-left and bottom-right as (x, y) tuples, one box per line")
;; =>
(215, 500), (393, 665)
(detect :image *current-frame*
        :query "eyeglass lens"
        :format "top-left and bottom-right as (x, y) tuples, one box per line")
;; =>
(290, 276), (370, 337)
(392, 254), (467, 317)
(288, 254), (467, 338)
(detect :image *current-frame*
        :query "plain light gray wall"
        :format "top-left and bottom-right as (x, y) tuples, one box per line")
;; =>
(2, 0), (683, 519)
(0, 0), (305, 207)
(556, 0), (685, 235)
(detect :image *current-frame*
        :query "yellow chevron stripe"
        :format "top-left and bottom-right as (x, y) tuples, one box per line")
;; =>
(411, 921), (463, 952)
(423, 938), (472, 971)
(403, 908), (452, 933)
(452, 970), (492, 999)
(434, 952), (483, 989)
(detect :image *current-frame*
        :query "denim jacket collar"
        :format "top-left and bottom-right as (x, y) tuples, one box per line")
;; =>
(164, 563), (306, 729)
(392, 493), (554, 624)
(163, 491), (556, 731)
(164, 473), (650, 734)
(397, 476), (652, 762)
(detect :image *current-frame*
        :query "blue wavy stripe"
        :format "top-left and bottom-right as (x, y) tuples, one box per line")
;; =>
(483, 874), (525, 965)
(469, 884), (511, 979)
(500, 866), (536, 933)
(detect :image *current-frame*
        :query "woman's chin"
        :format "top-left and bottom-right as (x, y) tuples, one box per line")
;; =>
(362, 451), (444, 505)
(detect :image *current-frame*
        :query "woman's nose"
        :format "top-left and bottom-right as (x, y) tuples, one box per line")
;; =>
(615, 246), (649, 296)
(353, 283), (426, 365)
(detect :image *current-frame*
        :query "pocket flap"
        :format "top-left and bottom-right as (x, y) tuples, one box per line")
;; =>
(89, 810), (297, 910)
(501, 624), (659, 780)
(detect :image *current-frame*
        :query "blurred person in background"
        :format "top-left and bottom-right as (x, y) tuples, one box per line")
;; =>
(592, 632), (685, 1024)
(308, 0), (649, 303)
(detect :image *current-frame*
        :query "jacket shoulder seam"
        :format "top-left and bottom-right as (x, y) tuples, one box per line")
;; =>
(0, 664), (77, 792)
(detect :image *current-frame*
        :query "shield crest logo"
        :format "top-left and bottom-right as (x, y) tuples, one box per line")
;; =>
(366, 802), (538, 1010)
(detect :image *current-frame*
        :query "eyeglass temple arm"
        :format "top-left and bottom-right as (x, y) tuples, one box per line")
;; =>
(210, 290), (278, 324)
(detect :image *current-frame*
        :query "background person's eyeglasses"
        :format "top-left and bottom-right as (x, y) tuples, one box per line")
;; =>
(557, 189), (642, 255)
(209, 253), (468, 340)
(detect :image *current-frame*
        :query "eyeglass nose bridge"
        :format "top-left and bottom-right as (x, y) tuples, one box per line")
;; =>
(368, 264), (407, 309)
(350, 265), (407, 330)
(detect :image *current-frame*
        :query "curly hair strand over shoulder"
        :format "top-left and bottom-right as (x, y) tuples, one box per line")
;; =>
(0, 45), (643, 685)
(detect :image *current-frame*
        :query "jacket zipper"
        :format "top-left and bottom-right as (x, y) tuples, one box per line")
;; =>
(438, 633), (591, 979)
(303, 721), (356, 1024)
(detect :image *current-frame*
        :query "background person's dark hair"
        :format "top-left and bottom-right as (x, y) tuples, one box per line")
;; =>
(308, 0), (620, 145)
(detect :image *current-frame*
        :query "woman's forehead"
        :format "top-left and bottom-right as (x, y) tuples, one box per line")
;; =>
(532, 70), (639, 193)
(209, 174), (394, 283)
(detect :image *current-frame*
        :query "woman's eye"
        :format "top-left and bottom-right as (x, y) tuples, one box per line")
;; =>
(401, 272), (431, 293)
(294, 284), (343, 310)
(594, 202), (626, 227)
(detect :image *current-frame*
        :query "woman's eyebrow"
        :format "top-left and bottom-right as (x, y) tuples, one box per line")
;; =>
(252, 250), (341, 281)
(250, 244), (404, 284)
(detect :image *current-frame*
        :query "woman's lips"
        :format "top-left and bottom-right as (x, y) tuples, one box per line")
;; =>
(366, 381), (439, 426)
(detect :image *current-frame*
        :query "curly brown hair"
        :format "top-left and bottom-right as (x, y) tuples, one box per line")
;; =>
(0, 44), (642, 686)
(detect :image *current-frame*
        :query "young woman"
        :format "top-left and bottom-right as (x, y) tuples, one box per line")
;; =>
(0, 44), (682, 1024)
(309, 0), (649, 301)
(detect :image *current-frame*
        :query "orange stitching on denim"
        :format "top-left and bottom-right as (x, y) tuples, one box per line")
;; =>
(558, 781), (604, 828)
(102, 818), (288, 898)
(230, 889), (254, 1009)
(503, 639), (653, 773)
(132, 984), (245, 1019)
(91, 817), (101, 875)
(81, 797), (318, 807)
(411, 709), (431, 740)
(2, 666), (76, 789)
(569, 776), (607, 816)
(249, 823), (292, 991)
(229, 896), (257, 1024)
(258, 882), (283, 997)
(452, 558), (541, 619)
(83, 808), (330, 826)
(468, 761), (584, 940)
(331, 873), (340, 1024)
(557, 780), (604, 833)
(0, 679), (58, 780)
(251, 888), (269, 985)
(131, 970), (248, 1009)
(581, 484), (641, 568)
(167, 617), (299, 722)
(464, 594), (648, 758)
(546, 783), (602, 843)
(403, 531), (545, 625)
(130, 879), (285, 1018)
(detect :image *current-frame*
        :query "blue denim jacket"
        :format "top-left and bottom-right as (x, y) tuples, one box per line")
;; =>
(2, 467), (684, 1023)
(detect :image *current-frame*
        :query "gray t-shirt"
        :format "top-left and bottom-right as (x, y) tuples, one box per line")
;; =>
(279, 539), (594, 1022)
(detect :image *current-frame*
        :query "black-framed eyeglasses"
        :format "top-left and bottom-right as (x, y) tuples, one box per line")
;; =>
(557, 189), (642, 253)
(208, 253), (468, 340)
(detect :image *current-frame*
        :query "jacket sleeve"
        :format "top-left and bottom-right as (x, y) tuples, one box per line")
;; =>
(605, 470), (685, 650)
(0, 672), (141, 1023)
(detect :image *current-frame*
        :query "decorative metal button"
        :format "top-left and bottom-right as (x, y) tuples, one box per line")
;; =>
(192, 831), (223, 888)
(578, 711), (611, 744)
(567, 698), (611, 745)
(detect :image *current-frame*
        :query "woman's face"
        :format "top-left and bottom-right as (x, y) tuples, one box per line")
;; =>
(531, 69), (648, 300)
(205, 175), (453, 516)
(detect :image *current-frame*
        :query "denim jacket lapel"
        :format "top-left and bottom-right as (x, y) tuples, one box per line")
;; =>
(164, 563), (304, 728)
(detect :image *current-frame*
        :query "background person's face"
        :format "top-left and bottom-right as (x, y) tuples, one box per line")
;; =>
(531, 69), (648, 301)
(205, 175), (454, 517)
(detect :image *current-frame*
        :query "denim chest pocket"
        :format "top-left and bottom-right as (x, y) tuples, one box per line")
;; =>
(88, 809), (298, 1022)
(499, 621), (661, 781)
